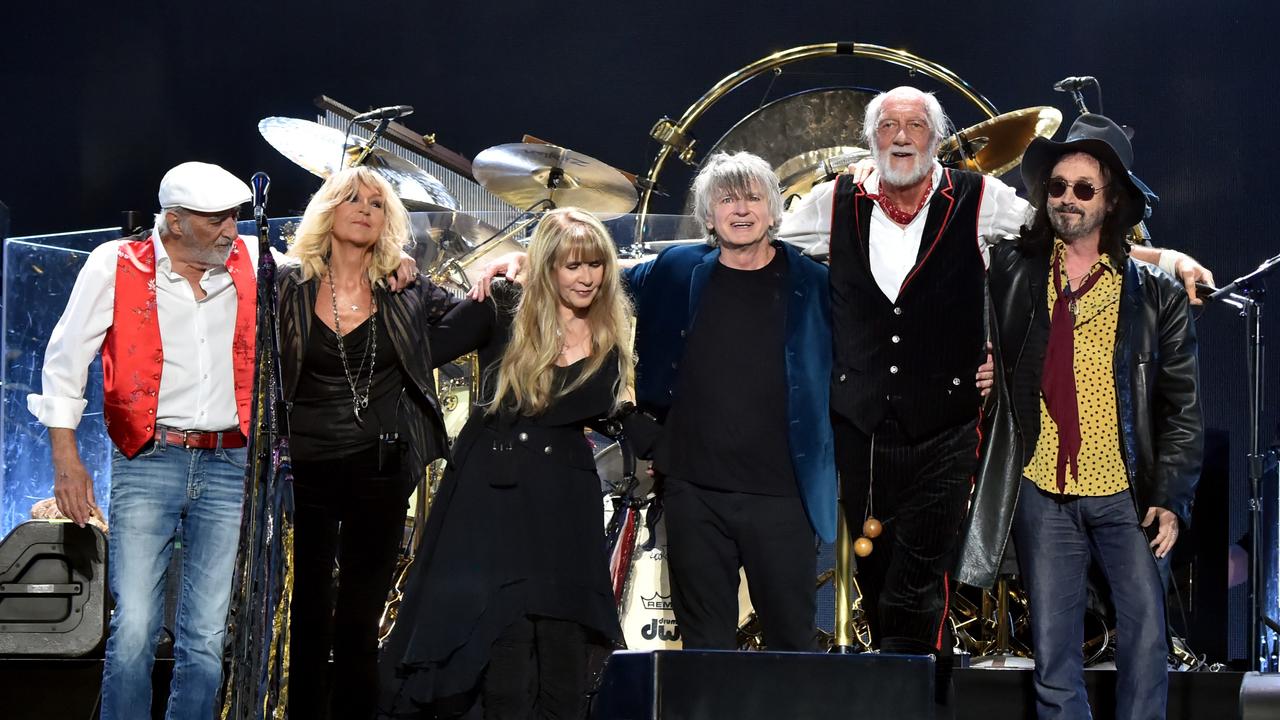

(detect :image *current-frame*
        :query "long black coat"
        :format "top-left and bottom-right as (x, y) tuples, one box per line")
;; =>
(380, 291), (624, 711)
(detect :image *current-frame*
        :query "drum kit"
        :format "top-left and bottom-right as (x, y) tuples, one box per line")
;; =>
(258, 116), (639, 295)
(258, 48), (1078, 657)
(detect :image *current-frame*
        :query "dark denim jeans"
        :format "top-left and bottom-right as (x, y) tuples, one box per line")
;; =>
(1013, 478), (1168, 720)
(102, 442), (247, 720)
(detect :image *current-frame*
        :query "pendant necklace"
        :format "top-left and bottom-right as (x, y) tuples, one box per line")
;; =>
(328, 267), (377, 422)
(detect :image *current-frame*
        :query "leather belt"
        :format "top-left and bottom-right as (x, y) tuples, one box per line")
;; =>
(155, 425), (247, 450)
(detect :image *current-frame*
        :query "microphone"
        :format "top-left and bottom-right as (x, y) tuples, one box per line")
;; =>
(352, 105), (414, 122)
(251, 172), (270, 224)
(1053, 76), (1096, 92)
(251, 172), (270, 207)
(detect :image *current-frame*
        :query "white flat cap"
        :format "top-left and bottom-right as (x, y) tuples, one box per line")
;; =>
(158, 161), (252, 212)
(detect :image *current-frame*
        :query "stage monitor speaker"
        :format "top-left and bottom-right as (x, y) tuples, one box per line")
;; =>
(1240, 672), (1280, 718)
(0, 520), (108, 656)
(591, 650), (934, 720)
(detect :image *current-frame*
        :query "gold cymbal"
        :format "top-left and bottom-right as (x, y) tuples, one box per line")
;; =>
(257, 117), (458, 210)
(472, 142), (637, 218)
(775, 146), (870, 205)
(938, 106), (1063, 176)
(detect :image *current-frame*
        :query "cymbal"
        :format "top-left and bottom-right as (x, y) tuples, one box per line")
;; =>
(776, 145), (871, 205)
(258, 117), (458, 210)
(472, 143), (637, 218)
(937, 106), (1063, 176)
(409, 210), (503, 264)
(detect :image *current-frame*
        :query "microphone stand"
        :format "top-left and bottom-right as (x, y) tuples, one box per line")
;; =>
(220, 173), (297, 718)
(1205, 251), (1280, 671)
(350, 118), (394, 167)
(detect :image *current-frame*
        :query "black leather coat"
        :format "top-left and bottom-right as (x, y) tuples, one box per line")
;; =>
(277, 267), (461, 497)
(955, 241), (1202, 588)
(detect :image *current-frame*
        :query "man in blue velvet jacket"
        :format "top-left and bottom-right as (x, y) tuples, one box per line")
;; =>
(473, 151), (835, 650)
(622, 151), (835, 650)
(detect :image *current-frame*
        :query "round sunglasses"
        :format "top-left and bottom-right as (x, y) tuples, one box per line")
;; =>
(1046, 178), (1108, 202)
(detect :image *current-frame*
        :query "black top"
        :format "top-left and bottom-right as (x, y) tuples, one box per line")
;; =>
(657, 245), (797, 496)
(289, 311), (405, 461)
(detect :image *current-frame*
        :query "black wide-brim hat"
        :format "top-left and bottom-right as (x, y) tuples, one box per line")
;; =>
(1020, 113), (1147, 228)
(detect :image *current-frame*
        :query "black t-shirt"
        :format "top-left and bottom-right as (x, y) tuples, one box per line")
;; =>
(290, 311), (404, 461)
(656, 243), (797, 496)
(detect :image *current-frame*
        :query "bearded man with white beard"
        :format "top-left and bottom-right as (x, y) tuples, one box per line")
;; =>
(778, 86), (1207, 717)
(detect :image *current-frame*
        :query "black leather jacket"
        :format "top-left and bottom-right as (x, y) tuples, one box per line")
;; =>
(956, 241), (1202, 588)
(277, 267), (461, 497)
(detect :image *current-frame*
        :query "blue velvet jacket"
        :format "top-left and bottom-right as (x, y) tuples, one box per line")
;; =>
(623, 242), (837, 543)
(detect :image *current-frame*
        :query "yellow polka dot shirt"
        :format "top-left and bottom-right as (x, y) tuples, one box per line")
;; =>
(1025, 239), (1129, 496)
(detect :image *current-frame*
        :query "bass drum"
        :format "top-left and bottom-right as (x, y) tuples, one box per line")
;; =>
(590, 433), (755, 650)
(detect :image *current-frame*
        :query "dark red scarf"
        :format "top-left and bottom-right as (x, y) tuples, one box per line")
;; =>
(1040, 250), (1107, 491)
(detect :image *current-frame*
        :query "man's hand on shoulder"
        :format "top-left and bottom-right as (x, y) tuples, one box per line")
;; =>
(843, 158), (877, 184)
(388, 252), (419, 292)
(469, 251), (528, 301)
(1143, 247), (1215, 306)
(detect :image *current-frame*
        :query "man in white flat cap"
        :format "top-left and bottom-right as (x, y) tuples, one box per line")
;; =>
(28, 161), (262, 720)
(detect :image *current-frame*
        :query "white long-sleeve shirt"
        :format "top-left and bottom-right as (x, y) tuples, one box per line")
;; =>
(27, 232), (264, 432)
(777, 162), (1031, 302)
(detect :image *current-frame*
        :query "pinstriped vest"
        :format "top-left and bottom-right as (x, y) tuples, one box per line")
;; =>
(828, 169), (987, 438)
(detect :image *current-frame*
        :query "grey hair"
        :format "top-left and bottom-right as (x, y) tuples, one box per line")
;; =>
(153, 207), (188, 237)
(690, 151), (783, 245)
(861, 86), (952, 155)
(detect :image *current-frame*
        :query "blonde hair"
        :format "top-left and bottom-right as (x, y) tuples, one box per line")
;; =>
(287, 166), (410, 286)
(489, 208), (635, 416)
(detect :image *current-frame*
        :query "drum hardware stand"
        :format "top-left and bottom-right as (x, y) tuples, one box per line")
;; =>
(348, 117), (395, 168)
(744, 567), (872, 652)
(832, 508), (862, 653)
(379, 355), (478, 644)
(428, 201), (549, 291)
(1203, 251), (1280, 671)
(984, 577), (1015, 655)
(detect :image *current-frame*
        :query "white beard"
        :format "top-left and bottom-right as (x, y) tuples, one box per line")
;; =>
(875, 147), (933, 188)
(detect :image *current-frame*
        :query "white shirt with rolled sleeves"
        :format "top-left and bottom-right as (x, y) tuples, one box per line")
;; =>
(777, 162), (1031, 301)
(26, 232), (283, 433)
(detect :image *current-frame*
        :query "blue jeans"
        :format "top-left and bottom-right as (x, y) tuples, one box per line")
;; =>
(101, 441), (246, 720)
(1013, 479), (1168, 720)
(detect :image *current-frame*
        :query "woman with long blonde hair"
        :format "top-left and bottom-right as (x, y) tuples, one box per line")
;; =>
(277, 166), (466, 720)
(380, 208), (632, 720)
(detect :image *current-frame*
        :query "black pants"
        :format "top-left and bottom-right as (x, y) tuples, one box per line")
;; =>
(291, 446), (408, 720)
(483, 615), (590, 720)
(834, 415), (977, 711)
(663, 477), (817, 650)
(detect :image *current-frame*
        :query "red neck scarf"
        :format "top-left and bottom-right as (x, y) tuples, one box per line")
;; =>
(1040, 250), (1107, 491)
(867, 175), (933, 225)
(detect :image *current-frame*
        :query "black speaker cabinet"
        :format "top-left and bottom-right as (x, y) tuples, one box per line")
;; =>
(591, 650), (934, 720)
(1240, 672), (1280, 719)
(0, 520), (108, 656)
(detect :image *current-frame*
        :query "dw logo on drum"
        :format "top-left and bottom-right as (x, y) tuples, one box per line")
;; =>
(640, 617), (681, 642)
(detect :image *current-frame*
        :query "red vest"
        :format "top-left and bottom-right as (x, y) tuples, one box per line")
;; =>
(102, 236), (257, 458)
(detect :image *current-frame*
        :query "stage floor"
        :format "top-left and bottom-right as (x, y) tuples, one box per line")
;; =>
(0, 656), (1246, 720)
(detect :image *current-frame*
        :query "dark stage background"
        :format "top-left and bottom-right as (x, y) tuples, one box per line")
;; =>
(2, 0), (1277, 661)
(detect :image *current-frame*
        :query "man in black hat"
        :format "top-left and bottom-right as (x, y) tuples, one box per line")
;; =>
(958, 113), (1201, 719)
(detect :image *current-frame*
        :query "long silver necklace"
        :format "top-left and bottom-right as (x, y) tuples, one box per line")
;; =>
(327, 267), (377, 422)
